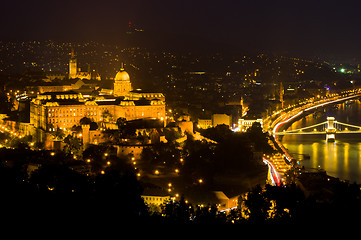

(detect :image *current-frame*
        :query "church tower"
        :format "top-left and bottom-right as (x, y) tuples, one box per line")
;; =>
(69, 48), (77, 79)
(114, 64), (132, 97)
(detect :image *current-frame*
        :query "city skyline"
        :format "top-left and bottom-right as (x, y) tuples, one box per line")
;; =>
(2, 0), (361, 224)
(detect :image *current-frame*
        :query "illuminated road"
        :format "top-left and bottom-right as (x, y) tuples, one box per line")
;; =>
(263, 157), (282, 186)
(270, 90), (361, 133)
(265, 88), (361, 185)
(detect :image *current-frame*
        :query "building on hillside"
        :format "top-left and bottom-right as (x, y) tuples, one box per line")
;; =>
(197, 114), (232, 129)
(27, 78), (100, 94)
(197, 118), (212, 129)
(68, 49), (100, 80)
(29, 66), (166, 143)
(238, 118), (263, 132)
(141, 187), (170, 208)
(114, 63), (132, 96)
(44, 71), (66, 82)
(213, 191), (240, 212)
(212, 114), (231, 127)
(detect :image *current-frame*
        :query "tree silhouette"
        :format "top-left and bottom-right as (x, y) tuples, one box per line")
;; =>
(243, 184), (270, 223)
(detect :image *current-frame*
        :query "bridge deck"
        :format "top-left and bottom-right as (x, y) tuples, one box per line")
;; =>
(274, 130), (361, 135)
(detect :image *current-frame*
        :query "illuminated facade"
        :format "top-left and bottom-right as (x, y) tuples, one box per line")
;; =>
(69, 49), (77, 79)
(197, 114), (231, 129)
(68, 49), (99, 80)
(114, 64), (132, 96)
(238, 118), (263, 131)
(30, 67), (166, 141)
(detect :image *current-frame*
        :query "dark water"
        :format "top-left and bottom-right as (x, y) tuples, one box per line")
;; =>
(282, 99), (361, 183)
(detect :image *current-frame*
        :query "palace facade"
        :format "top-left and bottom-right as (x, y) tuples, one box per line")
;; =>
(30, 66), (165, 142)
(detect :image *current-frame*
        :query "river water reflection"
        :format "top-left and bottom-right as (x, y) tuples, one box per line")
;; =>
(282, 99), (361, 183)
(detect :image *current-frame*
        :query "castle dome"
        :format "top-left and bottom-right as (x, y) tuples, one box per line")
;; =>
(115, 67), (130, 82)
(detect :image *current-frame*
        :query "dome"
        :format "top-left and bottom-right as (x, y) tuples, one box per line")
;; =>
(115, 68), (130, 82)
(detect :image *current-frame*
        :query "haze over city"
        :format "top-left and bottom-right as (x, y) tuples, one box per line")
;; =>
(3, 0), (361, 61)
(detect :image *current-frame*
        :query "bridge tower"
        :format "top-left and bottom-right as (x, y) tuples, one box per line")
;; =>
(326, 117), (336, 142)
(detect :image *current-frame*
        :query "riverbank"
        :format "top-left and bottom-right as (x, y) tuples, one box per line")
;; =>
(269, 94), (361, 184)
(277, 100), (361, 183)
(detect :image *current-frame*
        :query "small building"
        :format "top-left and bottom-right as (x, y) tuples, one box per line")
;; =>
(141, 186), (171, 212)
(197, 119), (212, 129)
(238, 118), (263, 132)
(198, 114), (232, 129)
(175, 120), (193, 135)
(212, 114), (231, 128)
(115, 144), (149, 160)
(213, 191), (240, 212)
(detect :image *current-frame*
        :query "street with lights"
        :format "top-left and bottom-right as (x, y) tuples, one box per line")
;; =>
(263, 88), (361, 186)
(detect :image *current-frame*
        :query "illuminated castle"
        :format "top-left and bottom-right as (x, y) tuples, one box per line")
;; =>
(30, 66), (165, 142)
(114, 63), (132, 96)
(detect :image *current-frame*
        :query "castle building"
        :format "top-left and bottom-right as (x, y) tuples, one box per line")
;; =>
(30, 66), (165, 142)
(114, 64), (132, 96)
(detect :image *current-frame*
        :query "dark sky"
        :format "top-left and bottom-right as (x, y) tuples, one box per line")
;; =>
(2, 0), (361, 61)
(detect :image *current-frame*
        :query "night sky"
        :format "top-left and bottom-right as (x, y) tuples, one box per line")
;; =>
(2, 0), (361, 61)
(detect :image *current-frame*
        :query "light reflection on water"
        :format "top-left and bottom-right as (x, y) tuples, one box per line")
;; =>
(281, 100), (361, 183)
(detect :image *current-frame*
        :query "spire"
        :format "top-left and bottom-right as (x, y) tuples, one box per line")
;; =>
(120, 62), (125, 71)
(70, 48), (75, 58)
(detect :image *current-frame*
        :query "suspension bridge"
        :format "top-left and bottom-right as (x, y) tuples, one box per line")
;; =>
(274, 117), (361, 141)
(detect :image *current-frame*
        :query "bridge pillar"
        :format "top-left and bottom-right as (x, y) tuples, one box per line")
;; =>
(326, 117), (336, 142)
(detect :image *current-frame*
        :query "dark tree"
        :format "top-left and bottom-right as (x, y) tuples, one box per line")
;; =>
(246, 122), (274, 153)
(243, 184), (270, 223)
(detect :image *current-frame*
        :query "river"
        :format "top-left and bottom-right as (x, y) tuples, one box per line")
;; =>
(282, 98), (361, 183)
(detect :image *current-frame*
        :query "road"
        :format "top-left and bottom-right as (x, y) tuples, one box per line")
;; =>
(264, 88), (361, 185)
